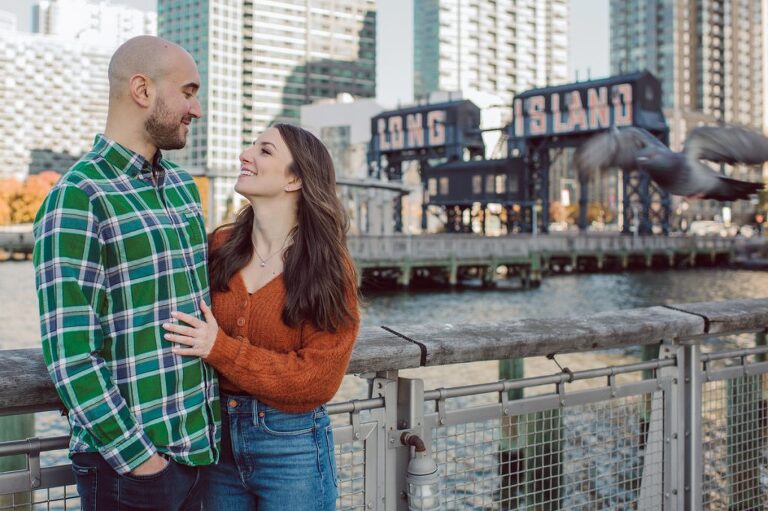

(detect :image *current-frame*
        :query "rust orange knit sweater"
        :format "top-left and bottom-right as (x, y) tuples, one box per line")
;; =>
(204, 231), (360, 413)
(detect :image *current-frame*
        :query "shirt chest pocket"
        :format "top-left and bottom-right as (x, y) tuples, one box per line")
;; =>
(178, 205), (205, 248)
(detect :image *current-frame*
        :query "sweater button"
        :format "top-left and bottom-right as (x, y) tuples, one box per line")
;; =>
(236, 335), (245, 341)
(241, 300), (248, 309)
(236, 317), (246, 327)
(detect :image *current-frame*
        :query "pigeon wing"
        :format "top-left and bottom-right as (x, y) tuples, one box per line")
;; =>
(574, 127), (664, 177)
(684, 125), (768, 165)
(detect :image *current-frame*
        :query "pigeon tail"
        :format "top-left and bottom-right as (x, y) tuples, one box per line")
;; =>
(701, 176), (764, 201)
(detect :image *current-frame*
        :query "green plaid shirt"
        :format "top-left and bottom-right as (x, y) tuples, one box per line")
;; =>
(33, 134), (220, 474)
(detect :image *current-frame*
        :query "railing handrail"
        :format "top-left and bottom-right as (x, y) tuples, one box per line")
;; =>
(1, 298), (766, 416)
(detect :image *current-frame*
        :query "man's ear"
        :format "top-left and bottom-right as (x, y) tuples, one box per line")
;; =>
(128, 74), (152, 108)
(284, 176), (302, 192)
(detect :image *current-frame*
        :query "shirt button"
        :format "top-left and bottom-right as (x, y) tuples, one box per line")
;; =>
(258, 411), (265, 418)
(228, 399), (238, 408)
(236, 317), (246, 327)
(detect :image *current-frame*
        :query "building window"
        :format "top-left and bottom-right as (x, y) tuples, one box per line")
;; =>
(439, 177), (449, 195)
(495, 174), (506, 194)
(472, 175), (482, 194)
(485, 174), (495, 194)
(428, 178), (437, 196)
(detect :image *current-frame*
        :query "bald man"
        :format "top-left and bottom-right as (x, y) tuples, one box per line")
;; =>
(33, 36), (219, 510)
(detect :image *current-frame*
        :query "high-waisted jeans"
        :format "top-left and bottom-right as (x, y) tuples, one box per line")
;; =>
(201, 393), (338, 511)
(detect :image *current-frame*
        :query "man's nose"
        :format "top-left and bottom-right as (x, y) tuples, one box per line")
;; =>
(189, 97), (202, 119)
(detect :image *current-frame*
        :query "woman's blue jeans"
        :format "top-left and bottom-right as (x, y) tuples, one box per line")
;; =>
(201, 393), (338, 511)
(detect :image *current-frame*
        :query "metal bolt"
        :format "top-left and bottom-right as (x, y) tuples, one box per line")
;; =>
(439, 418), (445, 425)
(665, 437), (670, 443)
(389, 437), (395, 444)
(354, 433), (360, 440)
(367, 503), (373, 509)
(672, 489), (678, 495)
(672, 433), (678, 439)
(665, 492), (670, 498)
(503, 408), (509, 415)
(31, 477), (40, 488)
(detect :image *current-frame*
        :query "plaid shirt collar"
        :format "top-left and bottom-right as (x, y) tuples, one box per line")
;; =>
(93, 133), (165, 182)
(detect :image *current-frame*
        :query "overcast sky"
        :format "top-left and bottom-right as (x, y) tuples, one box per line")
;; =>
(1, 0), (610, 107)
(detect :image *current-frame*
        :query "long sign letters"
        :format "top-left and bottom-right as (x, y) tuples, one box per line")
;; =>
(377, 109), (447, 151)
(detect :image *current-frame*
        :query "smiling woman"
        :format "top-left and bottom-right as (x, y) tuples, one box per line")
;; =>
(163, 123), (360, 511)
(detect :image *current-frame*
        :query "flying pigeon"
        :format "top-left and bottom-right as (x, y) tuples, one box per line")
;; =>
(573, 125), (766, 200)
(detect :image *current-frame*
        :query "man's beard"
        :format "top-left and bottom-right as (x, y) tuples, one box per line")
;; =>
(145, 97), (189, 151)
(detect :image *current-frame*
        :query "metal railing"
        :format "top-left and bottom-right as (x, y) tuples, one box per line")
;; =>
(1, 298), (767, 510)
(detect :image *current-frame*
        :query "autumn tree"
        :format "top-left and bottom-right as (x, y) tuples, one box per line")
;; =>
(1, 171), (60, 224)
(192, 176), (209, 224)
(0, 178), (21, 225)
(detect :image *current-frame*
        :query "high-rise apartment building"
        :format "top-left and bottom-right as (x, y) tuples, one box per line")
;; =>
(611, 0), (763, 138)
(610, 0), (764, 223)
(158, 0), (376, 225)
(413, 0), (569, 104)
(34, 0), (156, 47)
(0, 1), (156, 179)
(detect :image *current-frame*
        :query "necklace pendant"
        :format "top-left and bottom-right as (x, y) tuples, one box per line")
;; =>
(260, 262), (266, 267)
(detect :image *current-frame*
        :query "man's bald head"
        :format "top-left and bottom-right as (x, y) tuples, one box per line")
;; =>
(108, 36), (194, 100)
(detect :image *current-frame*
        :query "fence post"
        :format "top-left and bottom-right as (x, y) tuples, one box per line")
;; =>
(638, 341), (674, 511)
(756, 329), (766, 363)
(0, 414), (34, 509)
(371, 370), (402, 511)
(372, 372), (431, 511)
(682, 344), (702, 511)
(498, 358), (524, 509)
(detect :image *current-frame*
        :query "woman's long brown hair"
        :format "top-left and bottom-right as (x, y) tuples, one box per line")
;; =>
(208, 123), (357, 332)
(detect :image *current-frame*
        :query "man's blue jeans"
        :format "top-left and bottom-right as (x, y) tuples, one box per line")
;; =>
(71, 452), (202, 510)
(201, 394), (338, 511)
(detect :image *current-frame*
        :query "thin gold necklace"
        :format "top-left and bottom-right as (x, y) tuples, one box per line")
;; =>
(253, 233), (291, 267)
